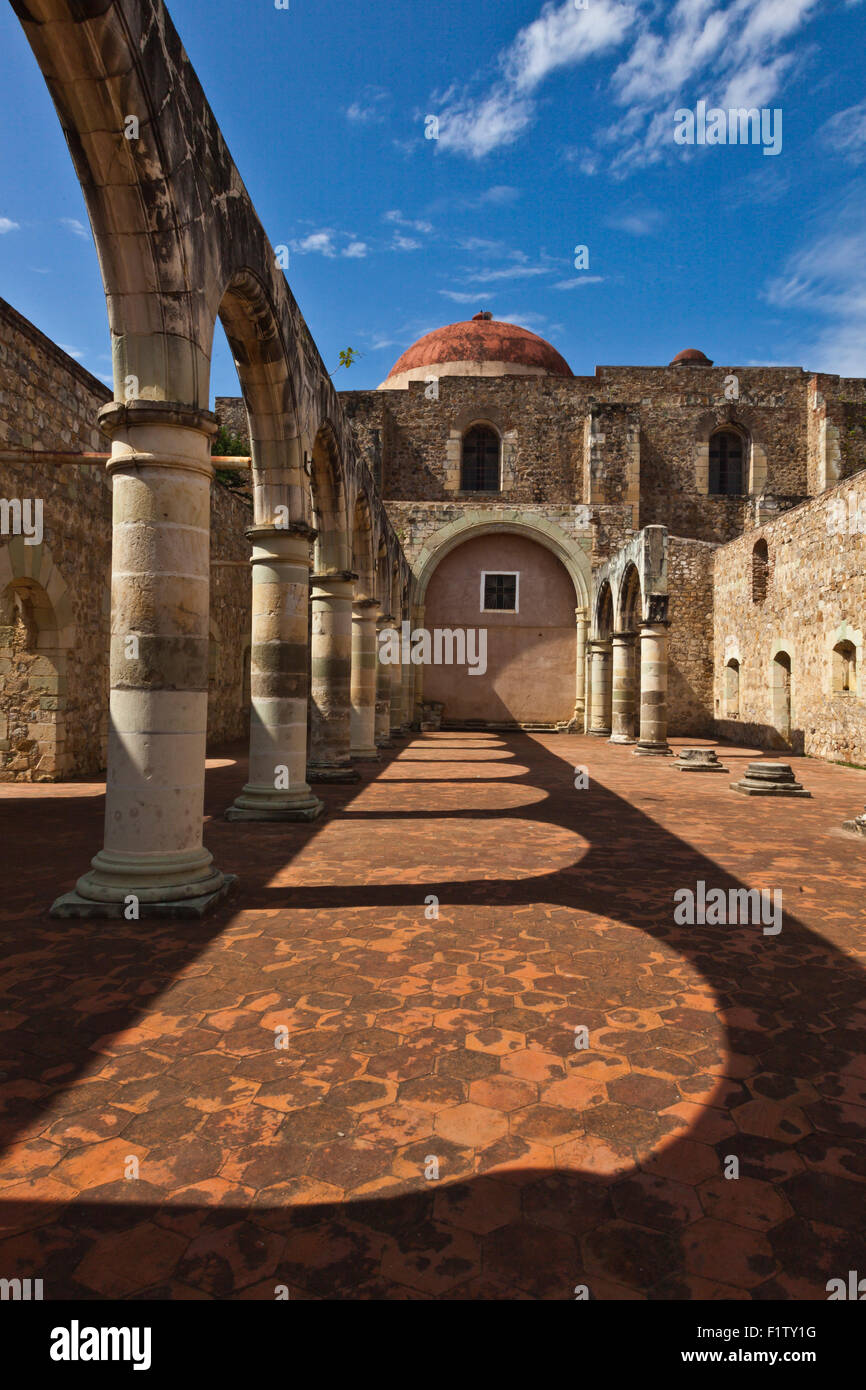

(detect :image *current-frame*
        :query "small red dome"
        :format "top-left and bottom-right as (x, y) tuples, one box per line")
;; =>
(670, 348), (713, 366)
(381, 315), (573, 386)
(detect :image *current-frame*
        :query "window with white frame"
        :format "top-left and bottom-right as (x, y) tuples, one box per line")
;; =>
(481, 571), (519, 612)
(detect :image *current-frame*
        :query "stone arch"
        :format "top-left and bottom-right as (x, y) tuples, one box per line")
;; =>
(309, 420), (349, 573)
(595, 581), (614, 640)
(218, 268), (305, 527)
(618, 563), (642, 632)
(352, 493), (376, 600)
(414, 512), (590, 611)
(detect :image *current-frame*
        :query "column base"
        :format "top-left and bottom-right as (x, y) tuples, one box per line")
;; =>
(351, 748), (380, 762)
(634, 741), (672, 756)
(609, 734), (636, 745)
(225, 787), (325, 821)
(51, 875), (237, 920)
(588, 728), (612, 738)
(307, 762), (361, 784)
(375, 736), (393, 749)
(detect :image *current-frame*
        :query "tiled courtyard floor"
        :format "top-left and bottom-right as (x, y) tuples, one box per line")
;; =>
(1, 731), (865, 1300)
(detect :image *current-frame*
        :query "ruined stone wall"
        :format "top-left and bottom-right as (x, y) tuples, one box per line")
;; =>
(343, 377), (593, 506)
(712, 470), (866, 763)
(596, 365), (810, 542)
(0, 303), (252, 779)
(667, 537), (716, 736)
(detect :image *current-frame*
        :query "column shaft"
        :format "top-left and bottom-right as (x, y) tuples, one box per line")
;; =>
(588, 639), (613, 737)
(52, 403), (231, 917)
(610, 632), (637, 744)
(375, 614), (393, 748)
(227, 525), (324, 819)
(308, 571), (359, 782)
(634, 621), (672, 755)
(573, 606), (589, 727)
(351, 599), (379, 760)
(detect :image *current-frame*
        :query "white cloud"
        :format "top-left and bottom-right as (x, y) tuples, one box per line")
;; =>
(552, 276), (605, 290)
(342, 241), (368, 258)
(764, 201), (866, 376)
(60, 217), (89, 240)
(480, 185), (520, 205)
(390, 233), (422, 251)
(439, 290), (492, 303)
(607, 0), (820, 174)
(604, 208), (663, 235)
(383, 209), (433, 233)
(346, 87), (388, 124)
(436, 1), (633, 157)
(820, 98), (866, 163)
(0, 217), (19, 234)
(291, 229), (337, 257)
(464, 265), (553, 284)
(58, 343), (85, 359)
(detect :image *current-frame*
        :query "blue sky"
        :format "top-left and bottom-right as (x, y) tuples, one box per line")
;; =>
(1, 0), (865, 398)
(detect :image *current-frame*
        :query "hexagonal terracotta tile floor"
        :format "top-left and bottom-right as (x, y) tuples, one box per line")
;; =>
(1, 731), (865, 1299)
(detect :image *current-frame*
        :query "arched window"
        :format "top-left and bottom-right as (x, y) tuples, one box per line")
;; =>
(461, 425), (500, 492)
(832, 641), (856, 695)
(725, 659), (740, 718)
(752, 539), (769, 603)
(709, 428), (745, 495)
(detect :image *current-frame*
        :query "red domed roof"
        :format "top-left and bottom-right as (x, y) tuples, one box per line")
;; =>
(381, 312), (572, 386)
(670, 347), (713, 366)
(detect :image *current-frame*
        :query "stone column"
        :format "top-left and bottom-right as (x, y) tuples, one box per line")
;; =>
(227, 524), (324, 819)
(52, 402), (232, 918)
(308, 570), (359, 783)
(634, 620), (672, 755)
(389, 616), (405, 737)
(573, 606), (589, 726)
(375, 613), (393, 748)
(610, 631), (637, 744)
(351, 598), (379, 760)
(583, 641), (593, 734)
(409, 602), (425, 726)
(588, 639), (612, 737)
(402, 643), (416, 733)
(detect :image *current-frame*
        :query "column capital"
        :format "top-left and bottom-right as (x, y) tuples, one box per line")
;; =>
(246, 521), (317, 545)
(353, 597), (380, 612)
(311, 569), (359, 585)
(98, 400), (218, 437)
(612, 629), (638, 643)
(639, 618), (671, 633)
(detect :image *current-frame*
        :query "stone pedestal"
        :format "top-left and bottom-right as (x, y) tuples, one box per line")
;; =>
(351, 599), (380, 761)
(730, 762), (811, 797)
(634, 620), (672, 756)
(375, 613), (393, 748)
(52, 402), (233, 918)
(588, 640), (612, 737)
(842, 806), (866, 836)
(674, 748), (728, 773)
(307, 570), (360, 783)
(226, 525), (324, 821)
(610, 631), (636, 744)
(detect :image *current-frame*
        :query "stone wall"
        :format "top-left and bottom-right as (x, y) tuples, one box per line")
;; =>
(0, 300), (252, 780)
(712, 470), (866, 764)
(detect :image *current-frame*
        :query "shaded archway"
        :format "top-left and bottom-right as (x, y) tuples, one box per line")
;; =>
(422, 530), (577, 726)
